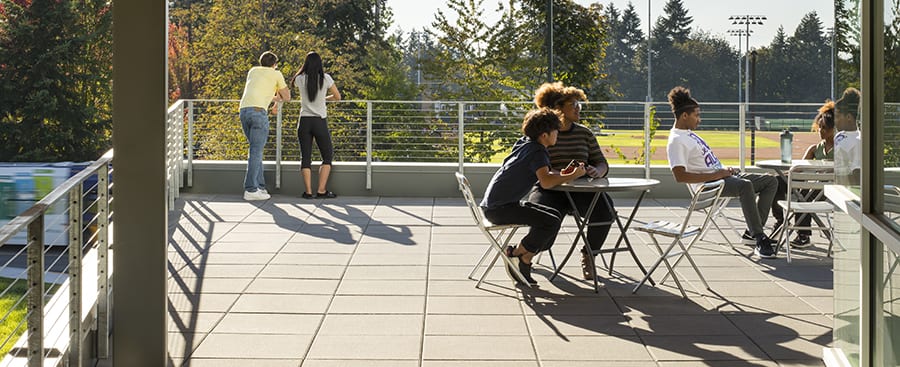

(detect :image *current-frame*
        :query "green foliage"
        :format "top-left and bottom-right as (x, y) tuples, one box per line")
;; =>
(611, 105), (660, 164)
(0, 0), (112, 162)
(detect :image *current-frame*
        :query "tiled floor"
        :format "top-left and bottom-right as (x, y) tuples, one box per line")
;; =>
(166, 194), (834, 366)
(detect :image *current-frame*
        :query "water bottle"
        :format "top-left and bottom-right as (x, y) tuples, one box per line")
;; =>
(780, 129), (793, 163)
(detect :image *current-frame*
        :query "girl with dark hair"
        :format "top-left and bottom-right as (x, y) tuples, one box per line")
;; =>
(834, 87), (861, 184)
(293, 52), (342, 199)
(783, 101), (838, 247)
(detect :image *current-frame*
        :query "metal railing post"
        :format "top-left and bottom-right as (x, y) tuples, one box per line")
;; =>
(68, 186), (83, 367)
(276, 102), (283, 189)
(366, 101), (373, 190)
(96, 163), (109, 358)
(738, 103), (747, 170)
(26, 215), (44, 367)
(187, 100), (194, 187)
(643, 102), (652, 179)
(458, 102), (465, 173)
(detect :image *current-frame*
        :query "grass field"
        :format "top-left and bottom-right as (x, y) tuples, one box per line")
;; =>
(1, 277), (28, 357)
(486, 129), (785, 165)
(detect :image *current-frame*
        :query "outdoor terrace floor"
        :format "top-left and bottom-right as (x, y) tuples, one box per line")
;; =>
(165, 193), (834, 367)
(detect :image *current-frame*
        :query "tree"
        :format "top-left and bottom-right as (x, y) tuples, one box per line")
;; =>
(604, 1), (646, 101)
(518, 0), (610, 101)
(786, 12), (830, 102)
(834, 0), (860, 91)
(755, 27), (792, 102)
(654, 0), (692, 44)
(0, 0), (112, 161)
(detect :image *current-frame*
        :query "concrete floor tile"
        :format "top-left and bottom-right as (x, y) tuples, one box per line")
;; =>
(211, 313), (323, 334)
(642, 335), (768, 361)
(526, 315), (635, 336)
(613, 295), (715, 315)
(270, 253), (351, 266)
(214, 232), (293, 245)
(423, 335), (534, 360)
(168, 277), (253, 294)
(191, 333), (314, 359)
(542, 362), (656, 367)
(711, 296), (823, 314)
(336, 279), (426, 296)
(278, 242), (357, 253)
(318, 314), (423, 335)
(174, 264), (264, 279)
(427, 280), (520, 297)
(303, 361), (417, 367)
(726, 314), (833, 337)
(168, 293), (239, 313)
(245, 278), (340, 294)
(342, 265), (427, 280)
(628, 314), (742, 336)
(168, 311), (225, 334)
(533, 335), (653, 361)
(700, 281), (796, 297)
(426, 296), (521, 315)
(329, 295), (425, 314)
(182, 359), (301, 367)
(775, 281), (833, 297)
(349, 253), (429, 266)
(258, 264), (345, 279)
(425, 315), (528, 335)
(423, 362), (538, 367)
(523, 295), (623, 316)
(656, 362), (777, 367)
(748, 335), (832, 360)
(231, 294), (332, 313)
(182, 252), (274, 265)
(306, 335), (421, 359)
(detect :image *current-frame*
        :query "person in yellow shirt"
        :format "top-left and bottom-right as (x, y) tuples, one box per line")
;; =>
(238, 51), (291, 201)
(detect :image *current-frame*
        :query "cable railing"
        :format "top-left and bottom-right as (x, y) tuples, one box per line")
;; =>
(0, 150), (112, 367)
(176, 99), (865, 188)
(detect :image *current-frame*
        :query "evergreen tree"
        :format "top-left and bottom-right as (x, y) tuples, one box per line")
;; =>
(654, 0), (692, 44)
(787, 11), (830, 101)
(755, 27), (792, 102)
(617, 2), (646, 100)
(0, 0), (112, 161)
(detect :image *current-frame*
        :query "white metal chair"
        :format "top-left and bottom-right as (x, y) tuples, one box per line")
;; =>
(454, 172), (531, 288)
(775, 165), (836, 263)
(633, 179), (726, 298)
(686, 184), (742, 249)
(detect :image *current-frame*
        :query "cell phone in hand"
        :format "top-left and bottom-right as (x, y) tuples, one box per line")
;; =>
(732, 168), (741, 175)
(561, 160), (580, 175)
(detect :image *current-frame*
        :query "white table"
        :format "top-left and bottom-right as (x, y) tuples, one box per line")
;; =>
(548, 177), (660, 292)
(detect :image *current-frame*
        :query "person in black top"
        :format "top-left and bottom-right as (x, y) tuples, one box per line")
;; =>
(528, 82), (611, 280)
(481, 108), (585, 285)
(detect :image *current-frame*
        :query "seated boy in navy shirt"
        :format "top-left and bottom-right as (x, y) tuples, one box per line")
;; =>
(480, 108), (585, 285)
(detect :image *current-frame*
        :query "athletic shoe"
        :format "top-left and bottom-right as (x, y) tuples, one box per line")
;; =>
(243, 190), (270, 201)
(741, 230), (756, 246)
(754, 236), (777, 259)
(790, 234), (812, 248)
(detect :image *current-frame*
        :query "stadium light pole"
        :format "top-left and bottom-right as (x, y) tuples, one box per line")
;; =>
(646, 0), (651, 102)
(826, 26), (835, 100)
(729, 15), (766, 105)
(727, 29), (752, 103)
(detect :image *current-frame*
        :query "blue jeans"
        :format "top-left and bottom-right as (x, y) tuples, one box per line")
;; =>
(240, 107), (269, 192)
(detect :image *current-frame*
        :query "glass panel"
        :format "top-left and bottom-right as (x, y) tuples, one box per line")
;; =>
(882, 1), (900, 366)
(833, 205), (862, 365)
(832, 0), (863, 365)
(883, 242), (900, 366)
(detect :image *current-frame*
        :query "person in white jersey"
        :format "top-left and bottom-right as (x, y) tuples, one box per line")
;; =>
(238, 51), (291, 201)
(292, 51), (342, 199)
(833, 87), (861, 185)
(665, 86), (779, 259)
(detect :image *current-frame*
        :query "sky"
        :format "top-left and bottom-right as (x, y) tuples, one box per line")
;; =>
(385, 0), (835, 51)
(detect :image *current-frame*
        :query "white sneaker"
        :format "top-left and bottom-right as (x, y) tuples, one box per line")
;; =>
(259, 188), (269, 195)
(243, 190), (270, 201)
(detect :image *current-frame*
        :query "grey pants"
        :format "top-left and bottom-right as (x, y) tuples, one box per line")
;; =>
(720, 173), (778, 238)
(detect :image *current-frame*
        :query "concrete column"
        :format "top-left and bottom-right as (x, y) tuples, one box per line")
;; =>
(112, 0), (168, 366)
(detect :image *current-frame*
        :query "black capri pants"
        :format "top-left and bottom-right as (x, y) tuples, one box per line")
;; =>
(297, 116), (334, 169)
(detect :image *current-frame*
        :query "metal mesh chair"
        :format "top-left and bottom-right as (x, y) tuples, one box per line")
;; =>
(775, 165), (836, 263)
(633, 179), (725, 298)
(454, 172), (531, 288)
